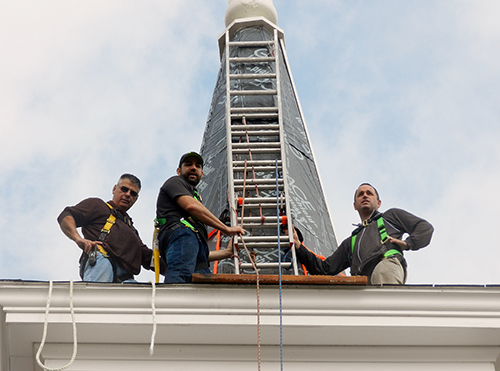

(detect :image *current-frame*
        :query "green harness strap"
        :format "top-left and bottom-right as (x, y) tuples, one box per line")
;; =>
(351, 215), (401, 258)
(156, 191), (202, 231)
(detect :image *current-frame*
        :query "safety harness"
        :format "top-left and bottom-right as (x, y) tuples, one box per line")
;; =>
(351, 213), (402, 259)
(80, 202), (134, 283)
(154, 189), (209, 271)
(155, 190), (202, 231)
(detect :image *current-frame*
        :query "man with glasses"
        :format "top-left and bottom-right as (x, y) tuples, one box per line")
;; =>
(58, 173), (162, 282)
(156, 152), (245, 283)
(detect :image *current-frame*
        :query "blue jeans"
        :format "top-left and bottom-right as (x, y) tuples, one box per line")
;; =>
(81, 251), (137, 283)
(161, 226), (210, 283)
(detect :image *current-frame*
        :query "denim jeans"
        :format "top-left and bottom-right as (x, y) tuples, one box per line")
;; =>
(161, 226), (210, 283)
(81, 251), (137, 283)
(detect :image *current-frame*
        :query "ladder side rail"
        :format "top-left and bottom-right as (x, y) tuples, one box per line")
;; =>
(275, 29), (299, 275)
(225, 29), (240, 275)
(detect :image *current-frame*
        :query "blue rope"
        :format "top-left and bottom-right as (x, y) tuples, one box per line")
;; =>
(276, 159), (283, 370)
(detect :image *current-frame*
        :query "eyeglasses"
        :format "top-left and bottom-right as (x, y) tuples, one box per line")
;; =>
(120, 186), (139, 198)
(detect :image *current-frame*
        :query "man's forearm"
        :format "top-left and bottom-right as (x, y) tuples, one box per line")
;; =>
(59, 215), (95, 253)
(59, 215), (81, 242)
(177, 196), (229, 232)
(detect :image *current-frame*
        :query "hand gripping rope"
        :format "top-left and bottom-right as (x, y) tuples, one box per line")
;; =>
(36, 280), (78, 371)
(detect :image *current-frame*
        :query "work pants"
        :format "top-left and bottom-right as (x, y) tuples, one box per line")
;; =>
(81, 252), (137, 283)
(161, 226), (210, 284)
(369, 255), (407, 285)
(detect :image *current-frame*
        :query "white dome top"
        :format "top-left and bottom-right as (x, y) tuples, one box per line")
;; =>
(224, 0), (278, 27)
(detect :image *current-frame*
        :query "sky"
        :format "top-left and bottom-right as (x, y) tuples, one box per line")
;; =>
(1, 0), (499, 285)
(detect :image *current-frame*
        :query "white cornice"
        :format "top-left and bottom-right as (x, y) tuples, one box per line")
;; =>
(2, 281), (500, 371)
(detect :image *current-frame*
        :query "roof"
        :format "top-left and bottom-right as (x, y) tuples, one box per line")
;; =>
(2, 280), (500, 370)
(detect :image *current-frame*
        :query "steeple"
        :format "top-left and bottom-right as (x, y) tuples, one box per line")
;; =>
(199, 1), (337, 275)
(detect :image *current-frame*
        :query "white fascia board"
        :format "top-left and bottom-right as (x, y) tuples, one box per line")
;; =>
(2, 281), (500, 371)
(2, 282), (500, 348)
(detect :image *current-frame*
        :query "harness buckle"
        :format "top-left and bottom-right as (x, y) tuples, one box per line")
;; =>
(381, 236), (390, 244)
(180, 217), (198, 233)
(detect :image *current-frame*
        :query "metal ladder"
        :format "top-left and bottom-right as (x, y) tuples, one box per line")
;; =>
(223, 26), (299, 275)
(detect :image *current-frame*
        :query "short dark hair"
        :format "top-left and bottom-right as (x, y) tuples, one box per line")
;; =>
(118, 173), (141, 191)
(354, 183), (379, 200)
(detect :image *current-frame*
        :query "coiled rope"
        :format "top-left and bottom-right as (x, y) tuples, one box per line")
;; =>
(36, 280), (78, 371)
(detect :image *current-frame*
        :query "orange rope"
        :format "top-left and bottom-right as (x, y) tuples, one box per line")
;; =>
(242, 116), (265, 224)
(240, 158), (261, 371)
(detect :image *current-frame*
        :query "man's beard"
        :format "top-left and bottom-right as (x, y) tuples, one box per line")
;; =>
(184, 174), (200, 186)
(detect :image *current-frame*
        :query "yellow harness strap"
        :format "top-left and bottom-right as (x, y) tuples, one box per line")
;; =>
(96, 203), (117, 256)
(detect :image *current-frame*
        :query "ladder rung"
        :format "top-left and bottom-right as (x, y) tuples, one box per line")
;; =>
(228, 41), (275, 47)
(237, 242), (291, 249)
(232, 125), (279, 131)
(231, 124), (280, 131)
(235, 184), (284, 191)
(232, 148), (281, 154)
(232, 130), (279, 136)
(230, 73), (276, 80)
(234, 166), (281, 172)
(232, 142), (280, 149)
(231, 107), (278, 113)
(233, 160), (282, 166)
(231, 113), (279, 120)
(239, 203), (281, 209)
(242, 222), (280, 229)
(240, 196), (285, 203)
(234, 179), (283, 185)
(229, 57), (275, 63)
(230, 90), (277, 96)
(240, 236), (290, 243)
(240, 216), (285, 223)
(240, 262), (293, 270)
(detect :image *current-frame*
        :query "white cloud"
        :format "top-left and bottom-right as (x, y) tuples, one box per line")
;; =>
(1, 0), (499, 285)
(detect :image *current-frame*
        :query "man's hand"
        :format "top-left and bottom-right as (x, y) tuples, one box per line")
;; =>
(223, 225), (245, 237)
(208, 237), (235, 262)
(219, 237), (234, 259)
(388, 237), (408, 251)
(292, 226), (302, 250)
(75, 236), (100, 254)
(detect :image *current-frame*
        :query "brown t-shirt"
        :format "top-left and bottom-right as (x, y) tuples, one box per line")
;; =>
(58, 198), (154, 275)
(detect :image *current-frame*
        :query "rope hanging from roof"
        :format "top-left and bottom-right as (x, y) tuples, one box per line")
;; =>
(239, 159), (262, 371)
(149, 280), (157, 356)
(36, 280), (78, 371)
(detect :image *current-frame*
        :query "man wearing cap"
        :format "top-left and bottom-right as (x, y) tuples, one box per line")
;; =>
(156, 152), (245, 283)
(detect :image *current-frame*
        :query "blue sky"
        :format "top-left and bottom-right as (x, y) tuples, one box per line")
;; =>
(1, 0), (499, 284)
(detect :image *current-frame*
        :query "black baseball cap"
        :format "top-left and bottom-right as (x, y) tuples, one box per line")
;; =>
(179, 152), (204, 168)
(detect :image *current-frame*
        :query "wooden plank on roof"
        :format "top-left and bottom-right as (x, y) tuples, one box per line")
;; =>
(192, 273), (367, 285)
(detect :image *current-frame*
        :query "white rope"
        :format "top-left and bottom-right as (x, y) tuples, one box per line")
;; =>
(36, 280), (78, 371)
(149, 280), (157, 356)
